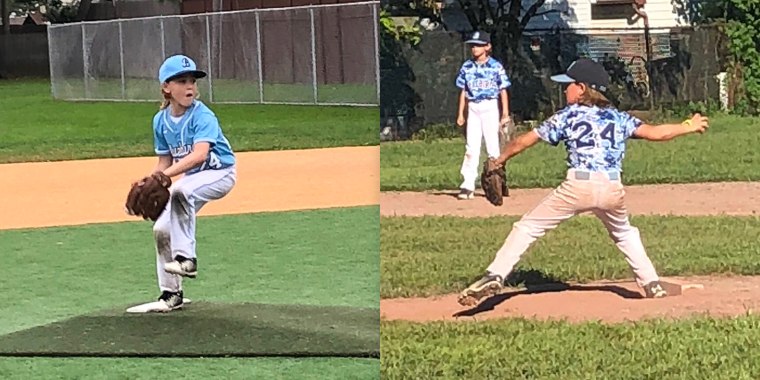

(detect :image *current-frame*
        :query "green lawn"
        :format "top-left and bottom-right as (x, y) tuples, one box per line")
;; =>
(381, 317), (760, 379)
(380, 114), (760, 191)
(381, 215), (760, 298)
(0, 206), (379, 378)
(0, 79), (378, 163)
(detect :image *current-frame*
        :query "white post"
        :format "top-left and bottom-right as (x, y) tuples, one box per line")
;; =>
(717, 72), (728, 111)
(160, 17), (166, 59)
(118, 21), (126, 100)
(81, 23), (89, 99)
(372, 4), (379, 104)
(205, 14), (214, 102)
(218, 14), (223, 81)
(256, 11), (264, 103)
(47, 25), (56, 98)
(310, 7), (318, 104)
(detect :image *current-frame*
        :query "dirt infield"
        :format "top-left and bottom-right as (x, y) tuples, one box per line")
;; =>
(380, 181), (760, 324)
(381, 182), (760, 217)
(0, 146), (379, 230)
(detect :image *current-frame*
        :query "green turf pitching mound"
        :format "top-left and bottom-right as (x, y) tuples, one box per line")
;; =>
(0, 302), (379, 358)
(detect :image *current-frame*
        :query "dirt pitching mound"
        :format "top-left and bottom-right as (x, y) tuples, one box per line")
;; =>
(381, 276), (760, 324)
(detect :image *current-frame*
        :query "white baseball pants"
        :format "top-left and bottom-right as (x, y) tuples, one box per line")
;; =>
(460, 99), (501, 191)
(152, 166), (237, 293)
(486, 169), (660, 288)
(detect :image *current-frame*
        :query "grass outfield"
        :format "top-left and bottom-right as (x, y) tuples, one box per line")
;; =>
(0, 206), (379, 377)
(380, 114), (760, 191)
(0, 79), (378, 163)
(381, 215), (760, 298)
(381, 317), (760, 379)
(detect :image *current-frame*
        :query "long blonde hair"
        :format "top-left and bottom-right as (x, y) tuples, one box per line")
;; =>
(159, 87), (201, 110)
(159, 89), (172, 110)
(576, 85), (612, 108)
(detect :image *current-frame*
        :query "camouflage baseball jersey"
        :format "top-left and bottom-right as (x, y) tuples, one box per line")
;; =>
(455, 57), (511, 102)
(533, 104), (643, 172)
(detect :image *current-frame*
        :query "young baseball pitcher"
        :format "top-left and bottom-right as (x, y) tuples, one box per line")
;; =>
(458, 58), (709, 306)
(455, 31), (512, 200)
(128, 54), (237, 313)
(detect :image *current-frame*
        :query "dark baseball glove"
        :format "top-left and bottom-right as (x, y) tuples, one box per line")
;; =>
(125, 172), (172, 221)
(481, 158), (508, 206)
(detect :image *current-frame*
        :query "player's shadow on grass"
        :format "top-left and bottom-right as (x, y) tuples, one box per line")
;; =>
(453, 269), (643, 318)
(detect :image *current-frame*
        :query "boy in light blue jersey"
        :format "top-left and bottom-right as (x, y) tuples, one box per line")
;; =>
(458, 58), (709, 307)
(455, 31), (512, 200)
(130, 54), (237, 313)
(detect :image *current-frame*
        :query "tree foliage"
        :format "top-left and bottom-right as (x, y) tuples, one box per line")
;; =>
(674, 0), (760, 114)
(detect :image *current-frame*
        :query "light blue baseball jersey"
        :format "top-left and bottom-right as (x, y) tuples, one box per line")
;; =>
(152, 100), (235, 175)
(455, 57), (511, 102)
(533, 104), (643, 172)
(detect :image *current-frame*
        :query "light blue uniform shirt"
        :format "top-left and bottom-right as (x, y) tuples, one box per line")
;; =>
(533, 104), (643, 172)
(455, 57), (511, 102)
(152, 100), (235, 175)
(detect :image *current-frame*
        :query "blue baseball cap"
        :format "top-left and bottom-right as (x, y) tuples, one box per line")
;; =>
(465, 31), (490, 45)
(550, 58), (610, 93)
(158, 55), (207, 83)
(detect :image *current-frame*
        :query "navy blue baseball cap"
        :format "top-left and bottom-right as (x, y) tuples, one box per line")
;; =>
(158, 55), (207, 83)
(465, 31), (490, 45)
(551, 58), (610, 93)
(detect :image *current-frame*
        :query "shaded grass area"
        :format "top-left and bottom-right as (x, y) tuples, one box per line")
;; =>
(0, 303), (378, 358)
(381, 317), (760, 380)
(0, 79), (378, 163)
(0, 206), (379, 335)
(381, 215), (760, 298)
(380, 114), (760, 191)
(0, 357), (379, 379)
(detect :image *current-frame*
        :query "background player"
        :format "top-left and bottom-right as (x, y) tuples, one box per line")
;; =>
(133, 54), (237, 313)
(455, 31), (512, 200)
(458, 58), (709, 306)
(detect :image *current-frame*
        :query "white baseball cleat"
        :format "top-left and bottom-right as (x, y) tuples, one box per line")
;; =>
(457, 189), (475, 200)
(164, 256), (198, 278)
(126, 291), (192, 313)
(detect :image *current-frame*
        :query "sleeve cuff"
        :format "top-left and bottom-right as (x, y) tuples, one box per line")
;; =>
(155, 149), (170, 155)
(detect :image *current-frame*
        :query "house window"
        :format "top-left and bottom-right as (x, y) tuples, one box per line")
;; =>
(591, 0), (636, 20)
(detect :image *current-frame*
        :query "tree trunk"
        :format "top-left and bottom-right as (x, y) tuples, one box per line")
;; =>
(2, 0), (10, 35)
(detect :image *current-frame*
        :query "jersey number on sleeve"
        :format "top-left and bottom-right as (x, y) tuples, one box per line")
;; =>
(200, 152), (222, 170)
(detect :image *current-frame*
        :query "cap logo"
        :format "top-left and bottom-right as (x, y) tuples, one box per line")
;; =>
(473, 32), (480, 39)
(181, 58), (191, 68)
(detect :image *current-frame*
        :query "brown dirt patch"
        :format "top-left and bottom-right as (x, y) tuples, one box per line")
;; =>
(380, 276), (760, 324)
(381, 182), (760, 217)
(0, 146), (378, 230)
(381, 181), (760, 324)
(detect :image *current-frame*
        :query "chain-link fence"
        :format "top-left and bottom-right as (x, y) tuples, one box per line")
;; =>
(47, 1), (380, 106)
(381, 25), (729, 137)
